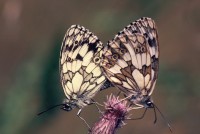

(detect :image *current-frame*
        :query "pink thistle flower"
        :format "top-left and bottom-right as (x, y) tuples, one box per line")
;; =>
(89, 94), (131, 134)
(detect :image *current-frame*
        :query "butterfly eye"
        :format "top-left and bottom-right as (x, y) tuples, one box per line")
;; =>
(94, 57), (100, 64)
(112, 54), (119, 61)
(140, 46), (146, 53)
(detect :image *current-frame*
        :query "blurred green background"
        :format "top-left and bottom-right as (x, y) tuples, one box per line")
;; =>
(0, 0), (200, 134)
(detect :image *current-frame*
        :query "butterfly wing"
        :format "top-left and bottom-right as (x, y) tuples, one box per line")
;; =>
(102, 33), (152, 96)
(60, 25), (106, 105)
(126, 17), (159, 95)
(102, 17), (159, 98)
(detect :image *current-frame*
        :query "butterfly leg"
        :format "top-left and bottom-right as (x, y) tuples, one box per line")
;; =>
(114, 94), (132, 106)
(77, 109), (91, 129)
(128, 103), (133, 108)
(91, 99), (103, 107)
(90, 99), (103, 114)
(116, 91), (121, 96)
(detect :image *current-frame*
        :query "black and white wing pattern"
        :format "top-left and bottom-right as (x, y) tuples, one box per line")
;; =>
(60, 25), (106, 109)
(101, 17), (159, 108)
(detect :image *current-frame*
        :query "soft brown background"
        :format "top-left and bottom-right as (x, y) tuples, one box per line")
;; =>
(0, 0), (200, 134)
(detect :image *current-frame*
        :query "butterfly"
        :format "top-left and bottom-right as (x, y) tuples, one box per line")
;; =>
(101, 17), (172, 132)
(38, 25), (112, 128)
(101, 17), (159, 110)
(59, 25), (113, 112)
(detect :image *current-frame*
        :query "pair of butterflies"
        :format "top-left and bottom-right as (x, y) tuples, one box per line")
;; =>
(59, 17), (159, 113)
(57, 17), (160, 124)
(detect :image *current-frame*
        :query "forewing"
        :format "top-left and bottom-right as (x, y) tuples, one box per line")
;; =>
(60, 25), (106, 100)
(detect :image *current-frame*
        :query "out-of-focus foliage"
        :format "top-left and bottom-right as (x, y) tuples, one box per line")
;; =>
(0, 0), (200, 134)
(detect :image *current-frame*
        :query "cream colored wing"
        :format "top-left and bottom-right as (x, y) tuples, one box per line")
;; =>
(60, 25), (106, 101)
(102, 33), (152, 96)
(124, 17), (159, 95)
(102, 17), (159, 97)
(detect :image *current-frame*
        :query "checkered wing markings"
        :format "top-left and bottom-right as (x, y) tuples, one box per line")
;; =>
(102, 17), (159, 97)
(102, 33), (152, 96)
(123, 17), (159, 95)
(60, 25), (106, 101)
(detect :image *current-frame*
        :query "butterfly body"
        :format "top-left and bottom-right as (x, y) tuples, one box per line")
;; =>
(128, 94), (153, 108)
(61, 94), (91, 111)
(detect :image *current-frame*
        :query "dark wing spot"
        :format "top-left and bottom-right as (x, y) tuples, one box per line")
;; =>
(81, 38), (89, 44)
(151, 55), (158, 70)
(76, 54), (83, 61)
(132, 30), (138, 33)
(65, 45), (70, 51)
(142, 65), (147, 74)
(73, 45), (79, 52)
(148, 38), (156, 47)
(124, 35), (129, 42)
(68, 45), (73, 51)
(89, 33), (93, 36)
(134, 23), (137, 27)
(75, 40), (78, 44)
(143, 33), (148, 38)
(88, 42), (98, 53)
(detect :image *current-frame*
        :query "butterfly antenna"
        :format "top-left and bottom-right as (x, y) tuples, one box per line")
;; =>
(153, 106), (157, 124)
(153, 104), (173, 133)
(37, 104), (63, 116)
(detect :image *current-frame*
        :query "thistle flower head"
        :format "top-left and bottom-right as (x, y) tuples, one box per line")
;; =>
(104, 95), (130, 118)
(90, 94), (130, 134)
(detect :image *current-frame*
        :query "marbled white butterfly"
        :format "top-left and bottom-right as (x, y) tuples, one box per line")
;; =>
(59, 25), (113, 113)
(101, 17), (172, 131)
(101, 17), (159, 109)
(38, 25), (112, 128)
